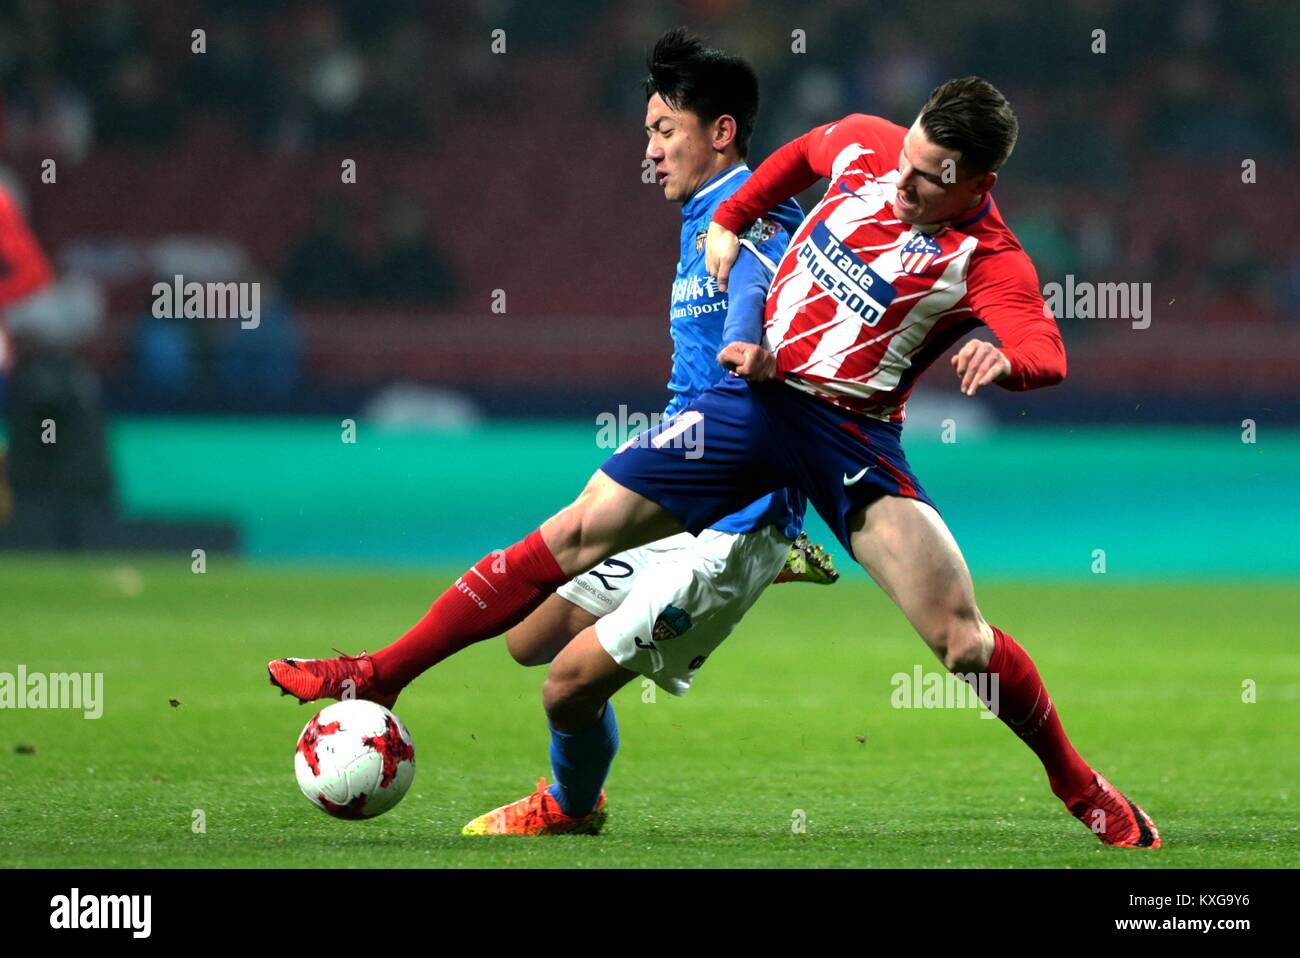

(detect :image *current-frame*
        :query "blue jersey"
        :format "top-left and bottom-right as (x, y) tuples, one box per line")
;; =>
(664, 163), (806, 539)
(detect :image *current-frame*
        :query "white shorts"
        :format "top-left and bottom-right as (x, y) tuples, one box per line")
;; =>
(555, 525), (791, 695)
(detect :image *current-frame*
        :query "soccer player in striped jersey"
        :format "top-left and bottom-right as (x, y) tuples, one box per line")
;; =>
(270, 76), (1159, 848)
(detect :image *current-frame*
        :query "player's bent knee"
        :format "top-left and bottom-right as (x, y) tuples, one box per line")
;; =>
(505, 629), (548, 667)
(539, 501), (587, 564)
(540, 674), (564, 717)
(541, 671), (601, 730)
(542, 654), (579, 709)
(940, 616), (993, 674)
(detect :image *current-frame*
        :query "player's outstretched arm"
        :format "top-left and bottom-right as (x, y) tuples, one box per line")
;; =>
(710, 134), (820, 252)
(715, 244), (776, 380)
(709, 114), (896, 265)
(963, 252), (1067, 393)
(719, 245), (768, 341)
(707, 218), (776, 298)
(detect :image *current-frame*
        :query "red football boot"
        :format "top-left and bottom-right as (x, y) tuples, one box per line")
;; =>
(1068, 770), (1161, 848)
(267, 651), (399, 709)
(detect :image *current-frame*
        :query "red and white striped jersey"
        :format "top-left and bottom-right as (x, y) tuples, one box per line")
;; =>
(713, 114), (1066, 422)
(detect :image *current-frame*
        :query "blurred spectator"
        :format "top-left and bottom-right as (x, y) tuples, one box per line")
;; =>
(6, 274), (105, 350)
(3, 344), (117, 547)
(281, 198), (366, 301)
(182, 10), (276, 141)
(133, 306), (200, 398)
(0, 173), (52, 310)
(97, 51), (179, 145)
(352, 15), (432, 142)
(216, 274), (301, 398)
(276, 4), (366, 146)
(365, 194), (458, 304)
(132, 267), (301, 402)
(2, 66), (94, 163)
(0, 170), (53, 386)
(1, 172), (115, 547)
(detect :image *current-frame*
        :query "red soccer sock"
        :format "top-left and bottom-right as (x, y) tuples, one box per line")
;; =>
(980, 626), (1094, 803)
(370, 529), (569, 691)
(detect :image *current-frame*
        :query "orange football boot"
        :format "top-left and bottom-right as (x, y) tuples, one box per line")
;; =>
(462, 778), (607, 836)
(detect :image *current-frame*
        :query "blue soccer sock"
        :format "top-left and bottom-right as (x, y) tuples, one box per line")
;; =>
(547, 701), (619, 817)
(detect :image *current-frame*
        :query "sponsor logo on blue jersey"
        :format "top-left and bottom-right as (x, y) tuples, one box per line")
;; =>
(670, 272), (725, 321)
(740, 216), (783, 247)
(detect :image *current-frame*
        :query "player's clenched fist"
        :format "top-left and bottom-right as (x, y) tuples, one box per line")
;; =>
(705, 222), (740, 292)
(717, 341), (776, 382)
(951, 339), (1011, 396)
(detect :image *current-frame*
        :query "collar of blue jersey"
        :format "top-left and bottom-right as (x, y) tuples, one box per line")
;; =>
(682, 162), (749, 219)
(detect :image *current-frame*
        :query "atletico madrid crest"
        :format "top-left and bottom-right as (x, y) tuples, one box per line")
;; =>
(899, 231), (942, 274)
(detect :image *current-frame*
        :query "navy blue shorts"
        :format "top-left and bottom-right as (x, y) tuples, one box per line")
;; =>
(600, 376), (937, 554)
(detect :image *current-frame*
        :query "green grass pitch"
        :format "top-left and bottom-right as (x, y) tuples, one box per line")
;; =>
(2, 555), (1296, 868)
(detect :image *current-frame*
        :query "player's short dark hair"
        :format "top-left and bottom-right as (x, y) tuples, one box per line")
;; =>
(643, 27), (759, 158)
(918, 77), (1019, 174)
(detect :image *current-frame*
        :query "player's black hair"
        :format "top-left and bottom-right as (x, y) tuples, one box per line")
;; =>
(918, 77), (1019, 173)
(643, 27), (759, 159)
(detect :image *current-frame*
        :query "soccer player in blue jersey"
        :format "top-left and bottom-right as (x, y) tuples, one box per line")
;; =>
(272, 28), (836, 834)
(459, 29), (842, 834)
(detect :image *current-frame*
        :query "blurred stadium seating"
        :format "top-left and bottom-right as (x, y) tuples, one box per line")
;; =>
(2, 0), (1298, 424)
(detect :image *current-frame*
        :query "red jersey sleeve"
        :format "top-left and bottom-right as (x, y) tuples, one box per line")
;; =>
(713, 114), (904, 233)
(803, 114), (904, 180)
(966, 249), (1067, 390)
(0, 187), (53, 307)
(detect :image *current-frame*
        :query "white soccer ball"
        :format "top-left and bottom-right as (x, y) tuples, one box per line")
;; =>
(293, 699), (416, 819)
